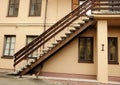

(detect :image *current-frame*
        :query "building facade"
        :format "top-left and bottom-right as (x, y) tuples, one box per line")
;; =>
(0, 0), (120, 83)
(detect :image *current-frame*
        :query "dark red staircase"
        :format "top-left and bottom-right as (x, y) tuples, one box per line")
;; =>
(13, 0), (96, 76)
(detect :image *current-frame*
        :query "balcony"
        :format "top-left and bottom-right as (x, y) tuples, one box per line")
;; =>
(92, 0), (120, 14)
(91, 0), (120, 20)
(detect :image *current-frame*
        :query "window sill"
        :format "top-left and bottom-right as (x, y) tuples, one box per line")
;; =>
(108, 62), (119, 65)
(6, 16), (18, 17)
(28, 15), (41, 17)
(1, 56), (13, 59)
(78, 60), (94, 63)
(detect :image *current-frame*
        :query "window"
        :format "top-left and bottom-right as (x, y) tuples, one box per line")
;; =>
(8, 0), (19, 17)
(108, 38), (118, 64)
(79, 37), (93, 63)
(26, 36), (38, 58)
(29, 0), (42, 16)
(3, 36), (16, 57)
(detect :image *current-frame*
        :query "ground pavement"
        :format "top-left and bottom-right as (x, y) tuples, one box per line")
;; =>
(0, 69), (120, 85)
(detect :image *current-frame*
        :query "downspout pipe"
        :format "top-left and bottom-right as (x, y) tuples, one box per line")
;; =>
(44, 0), (48, 32)
(43, 0), (48, 49)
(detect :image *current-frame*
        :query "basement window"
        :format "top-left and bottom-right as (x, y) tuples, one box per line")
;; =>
(78, 37), (93, 63)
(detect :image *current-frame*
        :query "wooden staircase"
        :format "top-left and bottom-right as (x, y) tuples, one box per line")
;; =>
(13, 0), (96, 76)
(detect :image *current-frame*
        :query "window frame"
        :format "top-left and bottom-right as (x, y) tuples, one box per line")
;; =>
(108, 37), (118, 64)
(78, 37), (94, 63)
(29, 0), (42, 16)
(7, 0), (20, 17)
(2, 35), (16, 59)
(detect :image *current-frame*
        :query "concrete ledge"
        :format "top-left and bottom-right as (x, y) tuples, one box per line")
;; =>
(93, 15), (120, 20)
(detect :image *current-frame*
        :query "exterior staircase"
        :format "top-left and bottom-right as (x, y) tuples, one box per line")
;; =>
(13, 0), (96, 76)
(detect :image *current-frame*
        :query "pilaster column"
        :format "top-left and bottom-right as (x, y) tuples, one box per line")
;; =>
(97, 20), (108, 83)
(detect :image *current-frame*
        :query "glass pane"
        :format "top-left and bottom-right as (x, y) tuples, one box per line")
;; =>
(31, 0), (36, 4)
(37, 0), (42, 3)
(36, 4), (40, 15)
(15, 0), (19, 4)
(9, 5), (14, 16)
(11, 43), (15, 49)
(11, 37), (15, 42)
(27, 37), (36, 44)
(10, 50), (14, 56)
(27, 37), (33, 44)
(10, 0), (15, 4)
(5, 43), (10, 49)
(34, 4), (38, 10)
(6, 37), (11, 43)
(79, 38), (85, 60)
(86, 38), (92, 60)
(4, 50), (9, 55)
(109, 38), (117, 61)
(30, 5), (35, 15)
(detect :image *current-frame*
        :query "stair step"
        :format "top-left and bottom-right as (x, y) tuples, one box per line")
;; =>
(73, 23), (80, 27)
(42, 49), (49, 53)
(69, 27), (76, 32)
(79, 21), (85, 25)
(56, 39), (62, 43)
(65, 32), (72, 36)
(82, 18), (89, 22)
(61, 35), (67, 40)
(52, 42), (59, 46)
(73, 24), (81, 29)
(69, 29), (76, 32)
(48, 45), (54, 49)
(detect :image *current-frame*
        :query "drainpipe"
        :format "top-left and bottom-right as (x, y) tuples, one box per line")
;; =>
(43, 0), (48, 49)
(44, 0), (48, 31)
